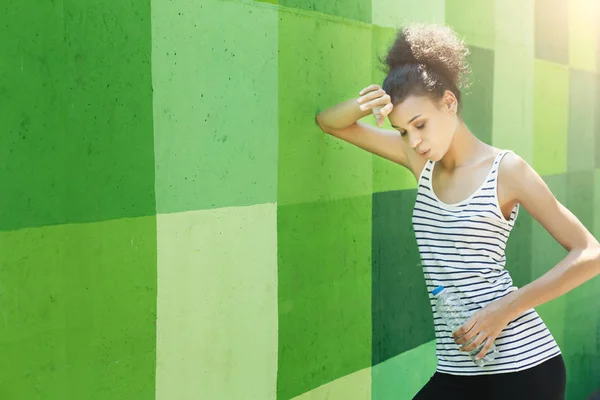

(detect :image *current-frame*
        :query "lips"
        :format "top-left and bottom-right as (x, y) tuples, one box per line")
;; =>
(419, 149), (430, 157)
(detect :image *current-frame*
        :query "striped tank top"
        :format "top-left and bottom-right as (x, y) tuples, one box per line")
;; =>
(412, 149), (561, 375)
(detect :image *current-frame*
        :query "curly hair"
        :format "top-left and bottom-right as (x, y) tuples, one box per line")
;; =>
(378, 23), (471, 109)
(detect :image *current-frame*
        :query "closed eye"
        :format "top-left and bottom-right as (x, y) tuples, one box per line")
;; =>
(397, 122), (425, 136)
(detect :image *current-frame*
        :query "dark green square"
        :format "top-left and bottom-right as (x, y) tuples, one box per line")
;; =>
(0, 0), (155, 230)
(563, 177), (600, 400)
(461, 46), (494, 145)
(371, 190), (434, 364)
(566, 170), (595, 233)
(563, 276), (600, 400)
(277, 197), (372, 399)
(505, 208), (533, 288)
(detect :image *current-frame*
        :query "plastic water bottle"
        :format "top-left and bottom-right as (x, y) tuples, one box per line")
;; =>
(432, 285), (499, 367)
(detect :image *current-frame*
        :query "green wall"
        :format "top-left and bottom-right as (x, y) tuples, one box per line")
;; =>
(1, 0), (599, 399)
(0, 0), (156, 398)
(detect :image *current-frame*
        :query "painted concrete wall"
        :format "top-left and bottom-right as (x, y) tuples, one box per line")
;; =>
(1, 0), (599, 399)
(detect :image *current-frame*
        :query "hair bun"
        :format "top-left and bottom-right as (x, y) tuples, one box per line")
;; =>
(383, 23), (470, 90)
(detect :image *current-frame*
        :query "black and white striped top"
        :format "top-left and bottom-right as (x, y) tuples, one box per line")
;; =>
(412, 150), (561, 375)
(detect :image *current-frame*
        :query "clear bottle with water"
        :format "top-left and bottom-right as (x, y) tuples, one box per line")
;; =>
(432, 285), (500, 367)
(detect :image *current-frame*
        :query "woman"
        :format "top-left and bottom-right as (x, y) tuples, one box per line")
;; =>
(315, 23), (600, 399)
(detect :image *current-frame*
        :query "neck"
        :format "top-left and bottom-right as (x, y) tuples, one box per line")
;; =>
(438, 120), (487, 171)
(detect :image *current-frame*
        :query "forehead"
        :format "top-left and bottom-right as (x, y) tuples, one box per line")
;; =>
(390, 95), (438, 127)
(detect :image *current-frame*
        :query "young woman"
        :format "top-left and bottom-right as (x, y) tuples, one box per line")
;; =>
(315, 23), (600, 399)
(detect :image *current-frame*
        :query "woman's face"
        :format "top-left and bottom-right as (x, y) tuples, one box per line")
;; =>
(388, 92), (459, 162)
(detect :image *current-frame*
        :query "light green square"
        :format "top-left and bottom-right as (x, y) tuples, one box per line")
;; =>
(567, 70), (597, 172)
(445, 0), (495, 50)
(372, 25), (396, 87)
(568, 0), (598, 72)
(277, 197), (372, 399)
(279, 9), (373, 206)
(280, 0), (372, 23)
(155, 205), (278, 400)
(152, 0), (279, 213)
(371, 0), (445, 29)
(534, 0), (569, 65)
(595, 169), (600, 237)
(372, 340), (437, 400)
(492, 44), (535, 163)
(494, 0), (534, 47)
(533, 60), (569, 176)
(292, 366), (371, 399)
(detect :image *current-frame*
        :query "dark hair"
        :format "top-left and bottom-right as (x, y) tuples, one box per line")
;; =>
(378, 23), (471, 109)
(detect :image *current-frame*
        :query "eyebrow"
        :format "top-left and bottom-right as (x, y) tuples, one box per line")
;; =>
(391, 114), (422, 129)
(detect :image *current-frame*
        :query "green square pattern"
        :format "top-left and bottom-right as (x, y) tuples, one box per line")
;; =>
(3, 0), (600, 399)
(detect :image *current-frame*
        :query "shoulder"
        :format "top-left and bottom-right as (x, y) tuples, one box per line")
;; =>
(497, 150), (546, 201)
(498, 151), (527, 178)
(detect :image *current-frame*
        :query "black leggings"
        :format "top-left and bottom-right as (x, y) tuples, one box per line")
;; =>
(414, 354), (566, 400)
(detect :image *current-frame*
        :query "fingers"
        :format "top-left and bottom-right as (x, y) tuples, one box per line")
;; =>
(357, 87), (382, 102)
(380, 103), (393, 117)
(474, 337), (495, 360)
(453, 318), (476, 342)
(359, 84), (380, 96)
(357, 85), (393, 126)
(460, 331), (486, 352)
(358, 94), (391, 112)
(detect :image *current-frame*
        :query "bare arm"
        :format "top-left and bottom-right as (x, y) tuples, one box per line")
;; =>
(315, 86), (413, 169)
(454, 152), (600, 359)
(498, 153), (600, 314)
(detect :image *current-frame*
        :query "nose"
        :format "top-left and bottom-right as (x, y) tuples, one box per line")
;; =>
(407, 131), (422, 150)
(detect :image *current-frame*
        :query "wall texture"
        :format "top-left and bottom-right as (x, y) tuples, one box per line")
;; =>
(1, 0), (599, 399)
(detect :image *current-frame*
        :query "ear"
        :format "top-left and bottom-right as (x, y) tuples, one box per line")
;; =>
(441, 90), (458, 114)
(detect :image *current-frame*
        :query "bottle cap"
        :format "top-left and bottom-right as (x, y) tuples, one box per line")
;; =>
(432, 285), (445, 296)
